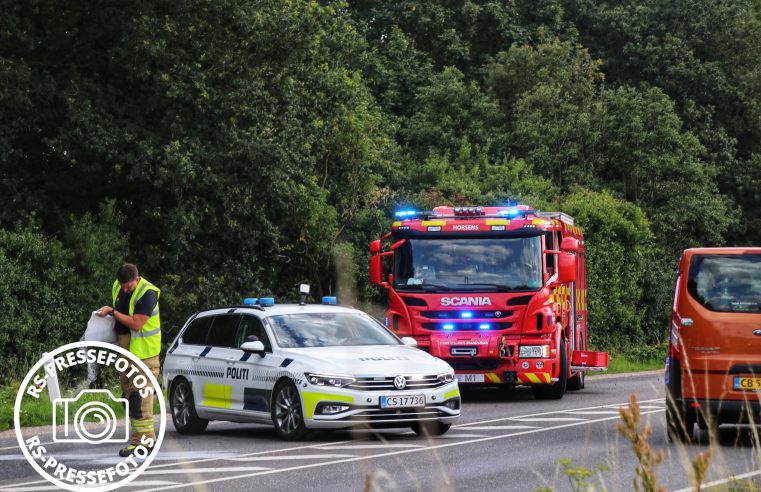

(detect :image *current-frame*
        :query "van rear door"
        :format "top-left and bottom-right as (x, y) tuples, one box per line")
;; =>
(679, 253), (761, 401)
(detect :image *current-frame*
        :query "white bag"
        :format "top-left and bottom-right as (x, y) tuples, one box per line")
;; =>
(82, 311), (118, 345)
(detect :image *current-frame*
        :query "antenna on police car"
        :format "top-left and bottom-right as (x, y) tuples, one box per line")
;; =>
(299, 284), (310, 305)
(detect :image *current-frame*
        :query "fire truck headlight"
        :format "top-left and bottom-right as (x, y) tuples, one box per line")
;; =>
(518, 345), (550, 358)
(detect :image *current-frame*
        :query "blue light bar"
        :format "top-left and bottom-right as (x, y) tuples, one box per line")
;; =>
(460, 311), (473, 319)
(443, 323), (455, 330)
(259, 297), (275, 307)
(498, 208), (522, 218)
(322, 296), (337, 305)
(394, 209), (417, 219)
(479, 324), (491, 330)
(242, 298), (258, 305)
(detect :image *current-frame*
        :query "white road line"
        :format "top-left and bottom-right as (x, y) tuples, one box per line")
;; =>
(0, 480), (178, 491)
(511, 417), (586, 422)
(140, 409), (666, 492)
(456, 425), (539, 430)
(673, 468), (761, 492)
(228, 454), (357, 461)
(0, 396), (668, 490)
(436, 434), (488, 439)
(560, 410), (621, 415)
(142, 467), (271, 475)
(317, 444), (423, 450)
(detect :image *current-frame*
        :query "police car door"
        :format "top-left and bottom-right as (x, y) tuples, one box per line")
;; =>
(232, 314), (283, 418)
(198, 313), (243, 417)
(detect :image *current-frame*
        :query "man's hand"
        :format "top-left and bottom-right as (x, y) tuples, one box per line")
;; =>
(96, 306), (114, 317)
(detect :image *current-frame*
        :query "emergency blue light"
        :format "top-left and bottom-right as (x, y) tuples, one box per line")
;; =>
(498, 208), (522, 218)
(242, 298), (258, 305)
(394, 209), (417, 219)
(259, 297), (275, 306)
(322, 296), (337, 305)
(460, 311), (473, 318)
(479, 323), (491, 330)
(443, 323), (455, 330)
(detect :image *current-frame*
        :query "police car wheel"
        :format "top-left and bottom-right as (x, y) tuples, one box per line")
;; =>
(272, 380), (308, 440)
(410, 421), (451, 437)
(170, 378), (208, 434)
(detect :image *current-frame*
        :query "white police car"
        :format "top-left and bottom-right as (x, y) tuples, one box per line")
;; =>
(162, 295), (460, 440)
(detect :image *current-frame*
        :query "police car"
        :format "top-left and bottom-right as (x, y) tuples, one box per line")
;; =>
(163, 294), (460, 440)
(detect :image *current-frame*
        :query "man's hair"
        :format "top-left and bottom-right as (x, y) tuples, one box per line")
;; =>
(117, 263), (139, 284)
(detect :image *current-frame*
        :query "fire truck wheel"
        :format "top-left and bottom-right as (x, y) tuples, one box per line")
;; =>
(567, 371), (585, 391)
(411, 421), (451, 437)
(531, 338), (568, 400)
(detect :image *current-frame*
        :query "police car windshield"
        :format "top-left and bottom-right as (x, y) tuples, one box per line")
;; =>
(268, 313), (401, 348)
(394, 236), (543, 293)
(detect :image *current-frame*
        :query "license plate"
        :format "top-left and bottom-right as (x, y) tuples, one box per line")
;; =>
(455, 373), (485, 383)
(734, 377), (761, 391)
(380, 395), (425, 408)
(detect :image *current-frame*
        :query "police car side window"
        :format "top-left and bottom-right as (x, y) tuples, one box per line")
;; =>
(181, 316), (213, 345)
(238, 315), (272, 352)
(205, 314), (242, 348)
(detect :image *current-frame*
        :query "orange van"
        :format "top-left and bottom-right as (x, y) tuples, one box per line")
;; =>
(666, 248), (761, 441)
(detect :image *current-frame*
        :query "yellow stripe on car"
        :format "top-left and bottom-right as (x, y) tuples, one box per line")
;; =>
(444, 388), (461, 400)
(301, 392), (354, 419)
(203, 383), (232, 408)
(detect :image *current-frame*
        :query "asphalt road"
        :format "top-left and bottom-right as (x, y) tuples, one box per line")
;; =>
(1, 371), (759, 491)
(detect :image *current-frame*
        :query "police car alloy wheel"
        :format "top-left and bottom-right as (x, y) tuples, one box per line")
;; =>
(272, 380), (308, 440)
(170, 378), (209, 434)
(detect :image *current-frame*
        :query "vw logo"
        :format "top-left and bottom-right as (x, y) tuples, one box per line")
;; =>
(393, 375), (407, 390)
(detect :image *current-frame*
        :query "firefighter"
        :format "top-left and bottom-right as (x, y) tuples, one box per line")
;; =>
(97, 263), (161, 457)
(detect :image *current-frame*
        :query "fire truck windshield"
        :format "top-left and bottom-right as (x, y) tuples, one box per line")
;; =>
(393, 236), (543, 292)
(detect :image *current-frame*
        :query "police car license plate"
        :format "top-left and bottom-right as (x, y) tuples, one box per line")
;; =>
(380, 395), (425, 408)
(734, 377), (761, 390)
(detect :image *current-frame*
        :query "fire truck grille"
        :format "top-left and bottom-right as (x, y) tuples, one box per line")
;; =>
(421, 322), (513, 331)
(346, 375), (446, 391)
(421, 310), (513, 319)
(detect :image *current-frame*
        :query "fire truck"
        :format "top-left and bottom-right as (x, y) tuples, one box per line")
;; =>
(369, 204), (608, 399)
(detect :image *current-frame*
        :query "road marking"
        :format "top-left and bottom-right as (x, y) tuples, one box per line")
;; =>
(511, 417), (586, 422)
(561, 410), (620, 415)
(436, 433), (488, 438)
(140, 409), (667, 491)
(317, 444), (423, 450)
(673, 468), (761, 492)
(142, 467), (271, 475)
(0, 481), (178, 491)
(456, 425), (539, 430)
(228, 454), (357, 461)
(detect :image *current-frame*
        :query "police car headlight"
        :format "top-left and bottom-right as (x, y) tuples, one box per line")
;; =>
(437, 372), (455, 383)
(305, 373), (355, 388)
(519, 345), (550, 358)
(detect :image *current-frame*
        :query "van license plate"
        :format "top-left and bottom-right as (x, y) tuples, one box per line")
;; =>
(380, 395), (425, 408)
(734, 377), (761, 390)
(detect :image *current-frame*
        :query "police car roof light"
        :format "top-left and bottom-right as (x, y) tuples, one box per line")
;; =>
(322, 296), (337, 305)
(259, 297), (275, 307)
(243, 298), (258, 305)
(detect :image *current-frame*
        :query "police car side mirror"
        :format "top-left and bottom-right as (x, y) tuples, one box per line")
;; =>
(401, 337), (418, 347)
(241, 340), (266, 357)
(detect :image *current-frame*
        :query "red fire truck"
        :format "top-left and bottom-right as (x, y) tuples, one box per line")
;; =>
(369, 204), (607, 399)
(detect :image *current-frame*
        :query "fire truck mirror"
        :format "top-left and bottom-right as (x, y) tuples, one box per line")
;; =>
(369, 255), (384, 285)
(370, 239), (382, 254)
(556, 252), (577, 284)
(560, 237), (580, 253)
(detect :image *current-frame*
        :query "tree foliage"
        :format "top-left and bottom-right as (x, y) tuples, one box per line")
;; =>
(1, 0), (759, 378)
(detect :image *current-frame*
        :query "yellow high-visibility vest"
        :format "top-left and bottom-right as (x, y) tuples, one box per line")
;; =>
(112, 277), (161, 359)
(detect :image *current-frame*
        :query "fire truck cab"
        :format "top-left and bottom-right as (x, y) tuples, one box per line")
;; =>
(370, 205), (607, 400)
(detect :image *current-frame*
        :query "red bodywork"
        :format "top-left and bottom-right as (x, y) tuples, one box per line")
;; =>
(370, 205), (607, 394)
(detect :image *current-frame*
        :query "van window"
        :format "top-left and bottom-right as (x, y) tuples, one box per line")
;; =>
(181, 316), (213, 345)
(205, 315), (242, 348)
(687, 255), (761, 313)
